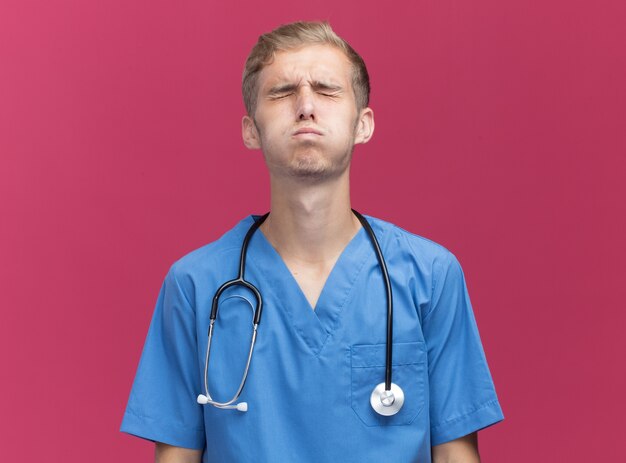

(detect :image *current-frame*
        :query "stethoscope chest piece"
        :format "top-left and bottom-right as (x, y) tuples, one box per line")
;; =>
(370, 382), (404, 416)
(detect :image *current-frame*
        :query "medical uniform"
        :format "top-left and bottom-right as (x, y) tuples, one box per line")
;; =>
(121, 215), (503, 462)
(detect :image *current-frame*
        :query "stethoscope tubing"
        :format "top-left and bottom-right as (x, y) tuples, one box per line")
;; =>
(351, 209), (393, 391)
(200, 210), (400, 414)
(209, 213), (269, 325)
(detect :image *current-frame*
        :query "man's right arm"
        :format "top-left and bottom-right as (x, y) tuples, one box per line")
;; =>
(155, 443), (202, 463)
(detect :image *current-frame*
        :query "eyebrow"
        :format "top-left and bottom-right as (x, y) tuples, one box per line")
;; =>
(267, 81), (344, 95)
(312, 81), (343, 92)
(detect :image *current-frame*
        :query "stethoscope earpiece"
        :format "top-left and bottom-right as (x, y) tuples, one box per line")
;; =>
(197, 394), (248, 412)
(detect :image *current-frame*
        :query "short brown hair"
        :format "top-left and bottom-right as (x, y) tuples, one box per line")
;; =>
(242, 21), (370, 116)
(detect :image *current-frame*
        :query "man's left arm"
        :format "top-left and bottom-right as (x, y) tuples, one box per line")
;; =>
(423, 252), (503, 450)
(432, 432), (480, 463)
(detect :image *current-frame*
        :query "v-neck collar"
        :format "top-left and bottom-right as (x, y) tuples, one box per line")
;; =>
(248, 218), (372, 356)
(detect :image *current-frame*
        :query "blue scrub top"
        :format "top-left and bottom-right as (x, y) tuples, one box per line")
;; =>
(121, 215), (503, 462)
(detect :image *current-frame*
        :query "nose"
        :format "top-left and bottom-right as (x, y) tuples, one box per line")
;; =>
(296, 88), (315, 121)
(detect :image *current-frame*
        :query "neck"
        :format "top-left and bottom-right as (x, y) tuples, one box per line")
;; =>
(260, 171), (361, 264)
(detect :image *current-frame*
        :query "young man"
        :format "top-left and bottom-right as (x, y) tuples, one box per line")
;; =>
(121, 21), (503, 463)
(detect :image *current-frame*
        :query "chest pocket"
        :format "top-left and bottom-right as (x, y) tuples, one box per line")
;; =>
(350, 341), (426, 426)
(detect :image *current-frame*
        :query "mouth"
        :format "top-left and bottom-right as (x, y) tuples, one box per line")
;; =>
(293, 127), (323, 136)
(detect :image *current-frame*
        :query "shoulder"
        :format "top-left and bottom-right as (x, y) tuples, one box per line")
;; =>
(365, 215), (469, 320)
(164, 215), (257, 300)
(364, 215), (459, 269)
(172, 216), (254, 270)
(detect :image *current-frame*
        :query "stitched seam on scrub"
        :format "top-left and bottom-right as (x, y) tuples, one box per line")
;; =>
(169, 266), (195, 312)
(175, 243), (244, 310)
(430, 399), (500, 431)
(422, 254), (453, 324)
(124, 408), (205, 433)
(401, 228), (439, 322)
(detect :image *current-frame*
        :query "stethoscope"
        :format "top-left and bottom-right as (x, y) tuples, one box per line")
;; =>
(197, 210), (404, 417)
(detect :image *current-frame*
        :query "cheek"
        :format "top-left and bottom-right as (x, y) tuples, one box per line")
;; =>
(330, 114), (359, 141)
(254, 120), (279, 145)
(259, 109), (292, 135)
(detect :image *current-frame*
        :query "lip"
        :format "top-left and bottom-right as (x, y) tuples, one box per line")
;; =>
(293, 127), (322, 136)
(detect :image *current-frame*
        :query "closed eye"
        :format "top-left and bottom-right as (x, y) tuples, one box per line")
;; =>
(268, 83), (297, 99)
(312, 81), (343, 97)
(270, 92), (294, 99)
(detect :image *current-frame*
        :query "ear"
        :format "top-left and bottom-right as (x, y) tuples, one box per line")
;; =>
(242, 115), (261, 149)
(354, 107), (375, 145)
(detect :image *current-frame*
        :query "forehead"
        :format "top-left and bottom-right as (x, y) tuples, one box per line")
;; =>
(257, 44), (353, 90)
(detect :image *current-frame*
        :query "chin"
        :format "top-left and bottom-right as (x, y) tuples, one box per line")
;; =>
(287, 159), (349, 182)
(287, 164), (330, 179)
(281, 148), (352, 180)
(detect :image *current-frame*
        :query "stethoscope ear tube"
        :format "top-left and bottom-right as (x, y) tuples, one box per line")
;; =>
(199, 318), (259, 412)
(200, 214), (269, 412)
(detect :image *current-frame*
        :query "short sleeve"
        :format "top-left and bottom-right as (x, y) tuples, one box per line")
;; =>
(424, 253), (503, 446)
(120, 266), (206, 449)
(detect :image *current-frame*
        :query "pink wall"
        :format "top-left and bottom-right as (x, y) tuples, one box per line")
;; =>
(2, 0), (624, 461)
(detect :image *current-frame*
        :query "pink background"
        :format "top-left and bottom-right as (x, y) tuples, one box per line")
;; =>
(1, 0), (624, 461)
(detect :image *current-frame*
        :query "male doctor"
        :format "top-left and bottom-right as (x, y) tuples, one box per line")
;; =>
(121, 21), (503, 463)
